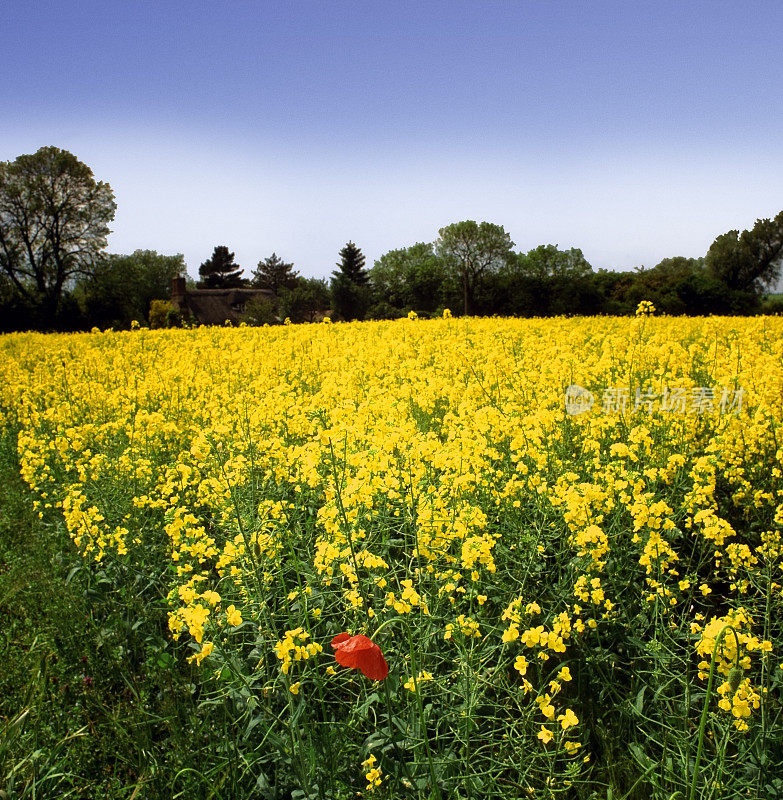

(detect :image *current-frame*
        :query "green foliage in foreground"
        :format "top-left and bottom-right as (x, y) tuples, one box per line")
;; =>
(0, 429), (255, 799)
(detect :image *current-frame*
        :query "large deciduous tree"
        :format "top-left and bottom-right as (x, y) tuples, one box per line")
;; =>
(0, 146), (116, 323)
(198, 245), (246, 288)
(705, 211), (783, 293)
(435, 221), (515, 315)
(370, 242), (447, 313)
(519, 244), (593, 279)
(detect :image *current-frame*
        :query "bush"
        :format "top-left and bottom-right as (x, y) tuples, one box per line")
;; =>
(760, 295), (783, 315)
(149, 299), (173, 329)
(242, 295), (279, 325)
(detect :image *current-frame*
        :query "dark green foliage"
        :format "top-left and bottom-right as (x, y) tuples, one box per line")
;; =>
(521, 244), (593, 279)
(760, 294), (783, 314)
(198, 245), (246, 289)
(82, 250), (186, 328)
(242, 275), (330, 327)
(481, 246), (598, 316)
(331, 241), (372, 320)
(0, 146), (116, 327)
(334, 241), (369, 286)
(608, 261), (760, 316)
(242, 294), (279, 325)
(435, 221), (515, 315)
(330, 273), (371, 321)
(251, 252), (299, 294)
(705, 210), (783, 292)
(370, 242), (449, 313)
(278, 276), (331, 322)
(0, 279), (87, 332)
(366, 300), (405, 320)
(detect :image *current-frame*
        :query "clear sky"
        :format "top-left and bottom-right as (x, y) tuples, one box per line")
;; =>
(4, 1), (782, 280)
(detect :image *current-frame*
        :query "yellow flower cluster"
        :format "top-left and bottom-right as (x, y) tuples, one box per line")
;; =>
(362, 754), (383, 791)
(274, 628), (323, 675)
(694, 609), (772, 731)
(636, 300), (656, 316)
(403, 670), (434, 692)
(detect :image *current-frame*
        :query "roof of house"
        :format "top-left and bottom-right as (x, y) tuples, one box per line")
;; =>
(176, 287), (273, 325)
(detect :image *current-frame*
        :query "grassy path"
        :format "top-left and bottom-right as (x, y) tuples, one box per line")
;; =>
(0, 430), (203, 799)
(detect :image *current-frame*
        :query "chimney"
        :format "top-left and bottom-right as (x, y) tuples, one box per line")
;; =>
(172, 276), (186, 299)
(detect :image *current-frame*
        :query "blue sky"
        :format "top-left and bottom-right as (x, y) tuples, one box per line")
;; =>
(4, 1), (783, 280)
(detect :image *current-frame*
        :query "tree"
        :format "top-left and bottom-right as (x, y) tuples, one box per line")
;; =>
(370, 242), (447, 312)
(198, 246), (246, 288)
(279, 277), (331, 323)
(520, 244), (593, 279)
(335, 241), (369, 285)
(251, 252), (299, 294)
(496, 244), (595, 316)
(705, 211), (783, 293)
(331, 241), (371, 320)
(435, 221), (515, 315)
(82, 250), (186, 328)
(0, 146), (116, 325)
(242, 294), (278, 326)
(650, 256), (704, 278)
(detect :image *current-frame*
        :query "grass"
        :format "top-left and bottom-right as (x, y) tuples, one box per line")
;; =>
(0, 427), (238, 799)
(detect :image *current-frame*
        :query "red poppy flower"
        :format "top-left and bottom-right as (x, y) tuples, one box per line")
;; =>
(331, 632), (389, 680)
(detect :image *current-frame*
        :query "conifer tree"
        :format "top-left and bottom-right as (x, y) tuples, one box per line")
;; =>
(334, 241), (369, 285)
(251, 252), (299, 294)
(330, 241), (371, 320)
(198, 245), (246, 288)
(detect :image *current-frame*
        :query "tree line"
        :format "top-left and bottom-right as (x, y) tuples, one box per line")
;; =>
(1, 147), (782, 331)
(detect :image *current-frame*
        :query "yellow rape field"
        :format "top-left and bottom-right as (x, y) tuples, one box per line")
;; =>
(2, 314), (782, 799)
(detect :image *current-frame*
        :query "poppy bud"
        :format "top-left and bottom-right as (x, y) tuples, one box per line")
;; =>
(727, 666), (743, 693)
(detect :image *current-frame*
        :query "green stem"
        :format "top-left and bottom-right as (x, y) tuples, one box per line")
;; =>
(688, 624), (741, 800)
(373, 615), (441, 800)
(383, 677), (413, 785)
(210, 436), (265, 600)
(406, 623), (441, 800)
(462, 636), (475, 799)
(326, 438), (370, 612)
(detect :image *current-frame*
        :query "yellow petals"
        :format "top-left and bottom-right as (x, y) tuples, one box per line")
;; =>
(514, 655), (529, 677)
(225, 604), (243, 627)
(7, 311), (781, 791)
(558, 708), (579, 730)
(188, 641), (214, 666)
(537, 727), (553, 744)
(557, 666), (572, 682)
